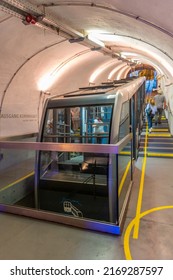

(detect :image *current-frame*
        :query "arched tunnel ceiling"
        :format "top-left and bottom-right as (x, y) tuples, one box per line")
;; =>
(1, 0), (173, 136)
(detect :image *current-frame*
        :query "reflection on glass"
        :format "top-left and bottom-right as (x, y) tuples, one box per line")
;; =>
(37, 105), (113, 222)
(42, 105), (112, 144)
(39, 151), (109, 222)
(0, 146), (35, 208)
(119, 101), (130, 141)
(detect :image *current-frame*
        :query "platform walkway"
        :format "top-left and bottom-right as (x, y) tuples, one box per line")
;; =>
(124, 114), (173, 259)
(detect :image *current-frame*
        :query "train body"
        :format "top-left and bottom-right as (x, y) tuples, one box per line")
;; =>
(35, 77), (145, 234)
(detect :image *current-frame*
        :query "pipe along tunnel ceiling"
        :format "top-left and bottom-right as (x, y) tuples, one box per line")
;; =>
(1, 0), (173, 136)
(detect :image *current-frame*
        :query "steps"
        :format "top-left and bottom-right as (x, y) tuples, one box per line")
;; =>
(139, 116), (173, 158)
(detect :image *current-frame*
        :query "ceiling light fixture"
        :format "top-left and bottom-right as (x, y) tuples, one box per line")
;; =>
(121, 52), (139, 57)
(120, 54), (127, 59)
(87, 33), (105, 48)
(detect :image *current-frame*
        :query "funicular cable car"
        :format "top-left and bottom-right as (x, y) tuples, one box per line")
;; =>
(35, 77), (145, 234)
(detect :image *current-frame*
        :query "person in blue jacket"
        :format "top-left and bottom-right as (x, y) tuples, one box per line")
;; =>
(145, 99), (157, 133)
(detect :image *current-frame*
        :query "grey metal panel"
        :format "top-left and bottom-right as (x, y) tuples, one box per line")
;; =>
(47, 94), (116, 108)
(0, 134), (132, 153)
(0, 205), (121, 235)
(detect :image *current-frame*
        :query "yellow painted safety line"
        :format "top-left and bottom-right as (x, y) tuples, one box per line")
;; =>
(140, 141), (173, 145)
(124, 114), (173, 258)
(124, 205), (173, 260)
(152, 129), (169, 132)
(147, 152), (173, 157)
(148, 133), (171, 137)
(120, 151), (131, 155)
(133, 123), (148, 239)
(118, 161), (131, 197)
(0, 171), (34, 192)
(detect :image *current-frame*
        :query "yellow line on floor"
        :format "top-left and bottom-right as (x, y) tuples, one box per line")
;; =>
(124, 206), (173, 260)
(0, 171), (34, 191)
(152, 129), (169, 132)
(147, 153), (173, 157)
(120, 151), (131, 155)
(140, 141), (173, 145)
(124, 116), (173, 258)
(118, 161), (131, 196)
(133, 123), (148, 239)
(133, 158), (147, 239)
(148, 133), (171, 137)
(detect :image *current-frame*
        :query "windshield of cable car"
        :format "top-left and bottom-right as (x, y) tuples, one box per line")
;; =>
(42, 105), (113, 144)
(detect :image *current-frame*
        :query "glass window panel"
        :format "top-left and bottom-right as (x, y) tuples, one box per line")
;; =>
(0, 146), (35, 208)
(39, 151), (109, 222)
(119, 101), (130, 140)
(42, 105), (113, 144)
(38, 104), (113, 221)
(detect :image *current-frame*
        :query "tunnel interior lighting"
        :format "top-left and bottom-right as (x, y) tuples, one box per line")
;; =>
(87, 33), (105, 48)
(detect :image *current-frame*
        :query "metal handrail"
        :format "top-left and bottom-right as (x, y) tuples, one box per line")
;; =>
(0, 133), (132, 154)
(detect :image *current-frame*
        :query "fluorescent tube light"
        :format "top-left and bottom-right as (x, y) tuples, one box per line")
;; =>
(87, 33), (105, 48)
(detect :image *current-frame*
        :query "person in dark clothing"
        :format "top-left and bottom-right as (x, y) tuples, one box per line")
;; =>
(154, 89), (167, 124)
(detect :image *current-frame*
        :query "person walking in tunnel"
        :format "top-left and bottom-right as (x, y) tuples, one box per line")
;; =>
(154, 88), (167, 125)
(145, 98), (157, 133)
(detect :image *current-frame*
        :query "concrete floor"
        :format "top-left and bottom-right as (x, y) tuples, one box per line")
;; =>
(125, 157), (173, 260)
(0, 155), (173, 260)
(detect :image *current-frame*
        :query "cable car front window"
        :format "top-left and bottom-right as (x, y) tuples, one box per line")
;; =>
(42, 105), (112, 144)
(39, 105), (112, 221)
